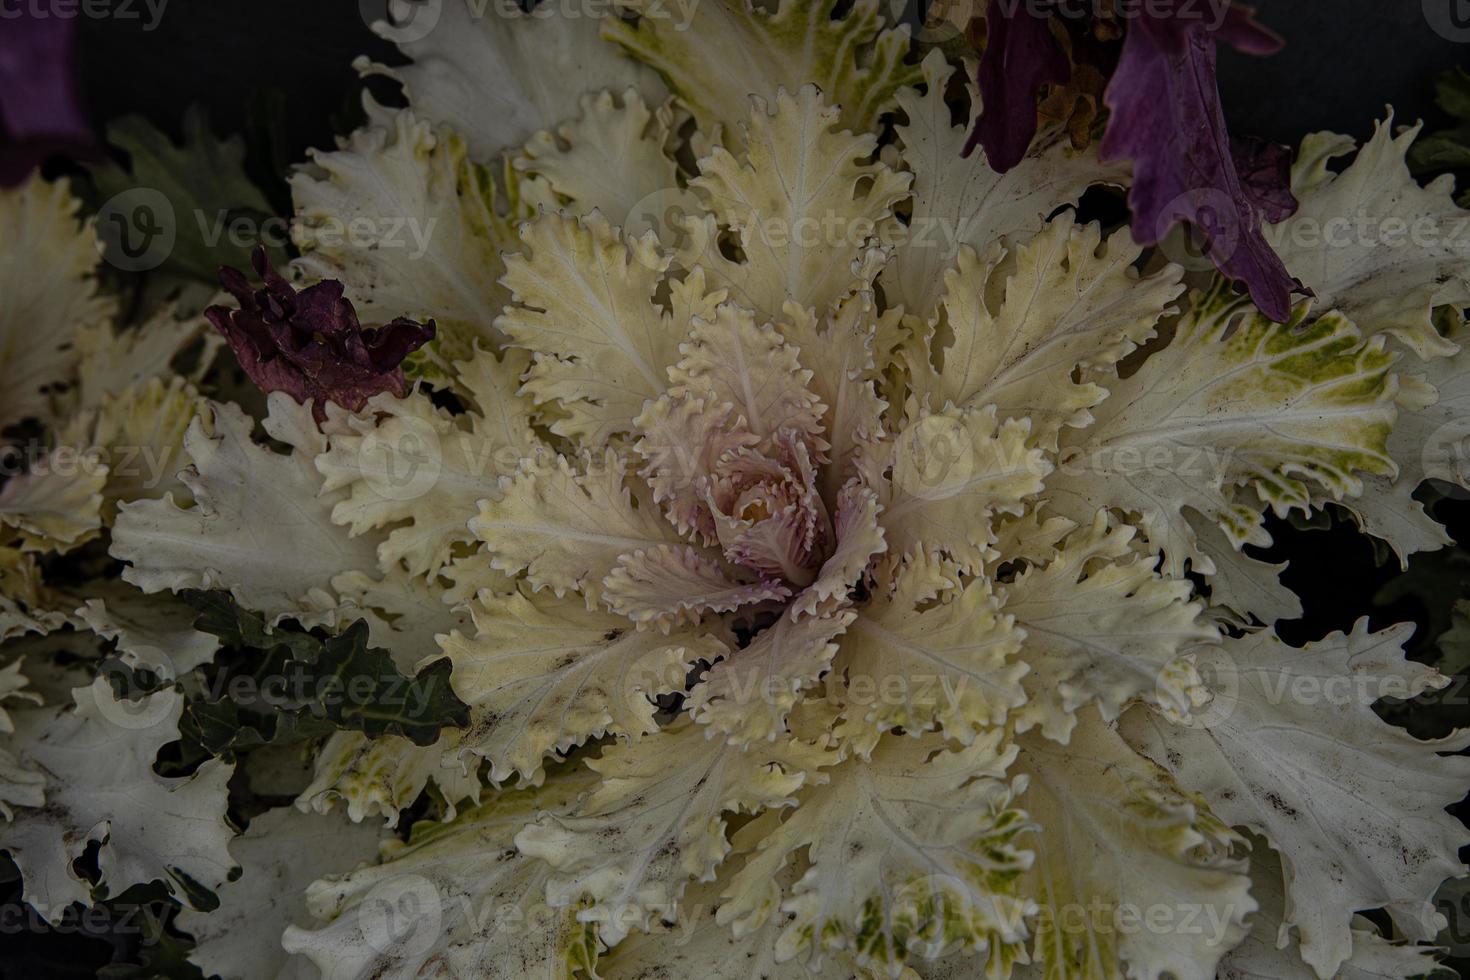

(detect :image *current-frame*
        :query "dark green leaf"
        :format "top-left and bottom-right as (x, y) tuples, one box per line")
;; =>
(177, 591), (468, 752)
(89, 105), (284, 285)
(1409, 128), (1470, 173)
(300, 621), (468, 744)
(1436, 66), (1470, 122)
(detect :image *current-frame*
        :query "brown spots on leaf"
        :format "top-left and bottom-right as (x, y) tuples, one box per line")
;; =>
(1264, 791), (1299, 818)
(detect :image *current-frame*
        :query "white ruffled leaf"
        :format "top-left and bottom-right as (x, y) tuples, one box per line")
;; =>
(1120, 621), (1470, 977)
(440, 586), (724, 783)
(603, 544), (790, 630)
(791, 482), (887, 617)
(720, 731), (1034, 977)
(633, 393), (760, 541)
(602, 866), (858, 979)
(4, 679), (236, 921)
(1345, 340), (1470, 566)
(1187, 505), (1303, 626)
(111, 396), (384, 624)
(1044, 287), (1398, 576)
(178, 807), (387, 980)
(690, 606), (855, 746)
(834, 549), (1026, 746)
(73, 582), (220, 678)
(362, 0), (665, 161)
(1004, 514), (1217, 744)
(780, 291), (891, 501)
(668, 303), (827, 452)
(470, 449), (690, 601)
(0, 176), (115, 431)
(284, 773), (602, 980)
(1269, 115), (1470, 358)
(329, 567), (472, 675)
(498, 212), (688, 444)
(1218, 833), (1446, 980)
(516, 87), (688, 224)
(0, 447), (105, 553)
(0, 548), (67, 642)
(687, 86), (911, 322)
(883, 51), (1124, 319)
(291, 104), (552, 366)
(912, 213), (1183, 449)
(295, 729), (480, 829)
(316, 380), (536, 579)
(515, 719), (834, 944)
(71, 304), (218, 414)
(875, 403), (1049, 571)
(63, 375), (203, 520)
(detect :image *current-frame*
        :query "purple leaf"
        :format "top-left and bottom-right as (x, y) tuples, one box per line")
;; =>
(1100, 4), (1300, 321)
(964, 0), (1071, 171)
(1214, 2), (1284, 55)
(0, 16), (92, 185)
(206, 247), (436, 422)
(1231, 134), (1297, 222)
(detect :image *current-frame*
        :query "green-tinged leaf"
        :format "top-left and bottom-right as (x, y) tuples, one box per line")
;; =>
(1017, 711), (1253, 980)
(1044, 283), (1397, 577)
(1410, 68), (1470, 173)
(718, 731), (1034, 976)
(604, 0), (921, 142)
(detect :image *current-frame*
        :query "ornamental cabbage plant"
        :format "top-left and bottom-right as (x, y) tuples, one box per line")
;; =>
(1, 2), (1470, 979)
